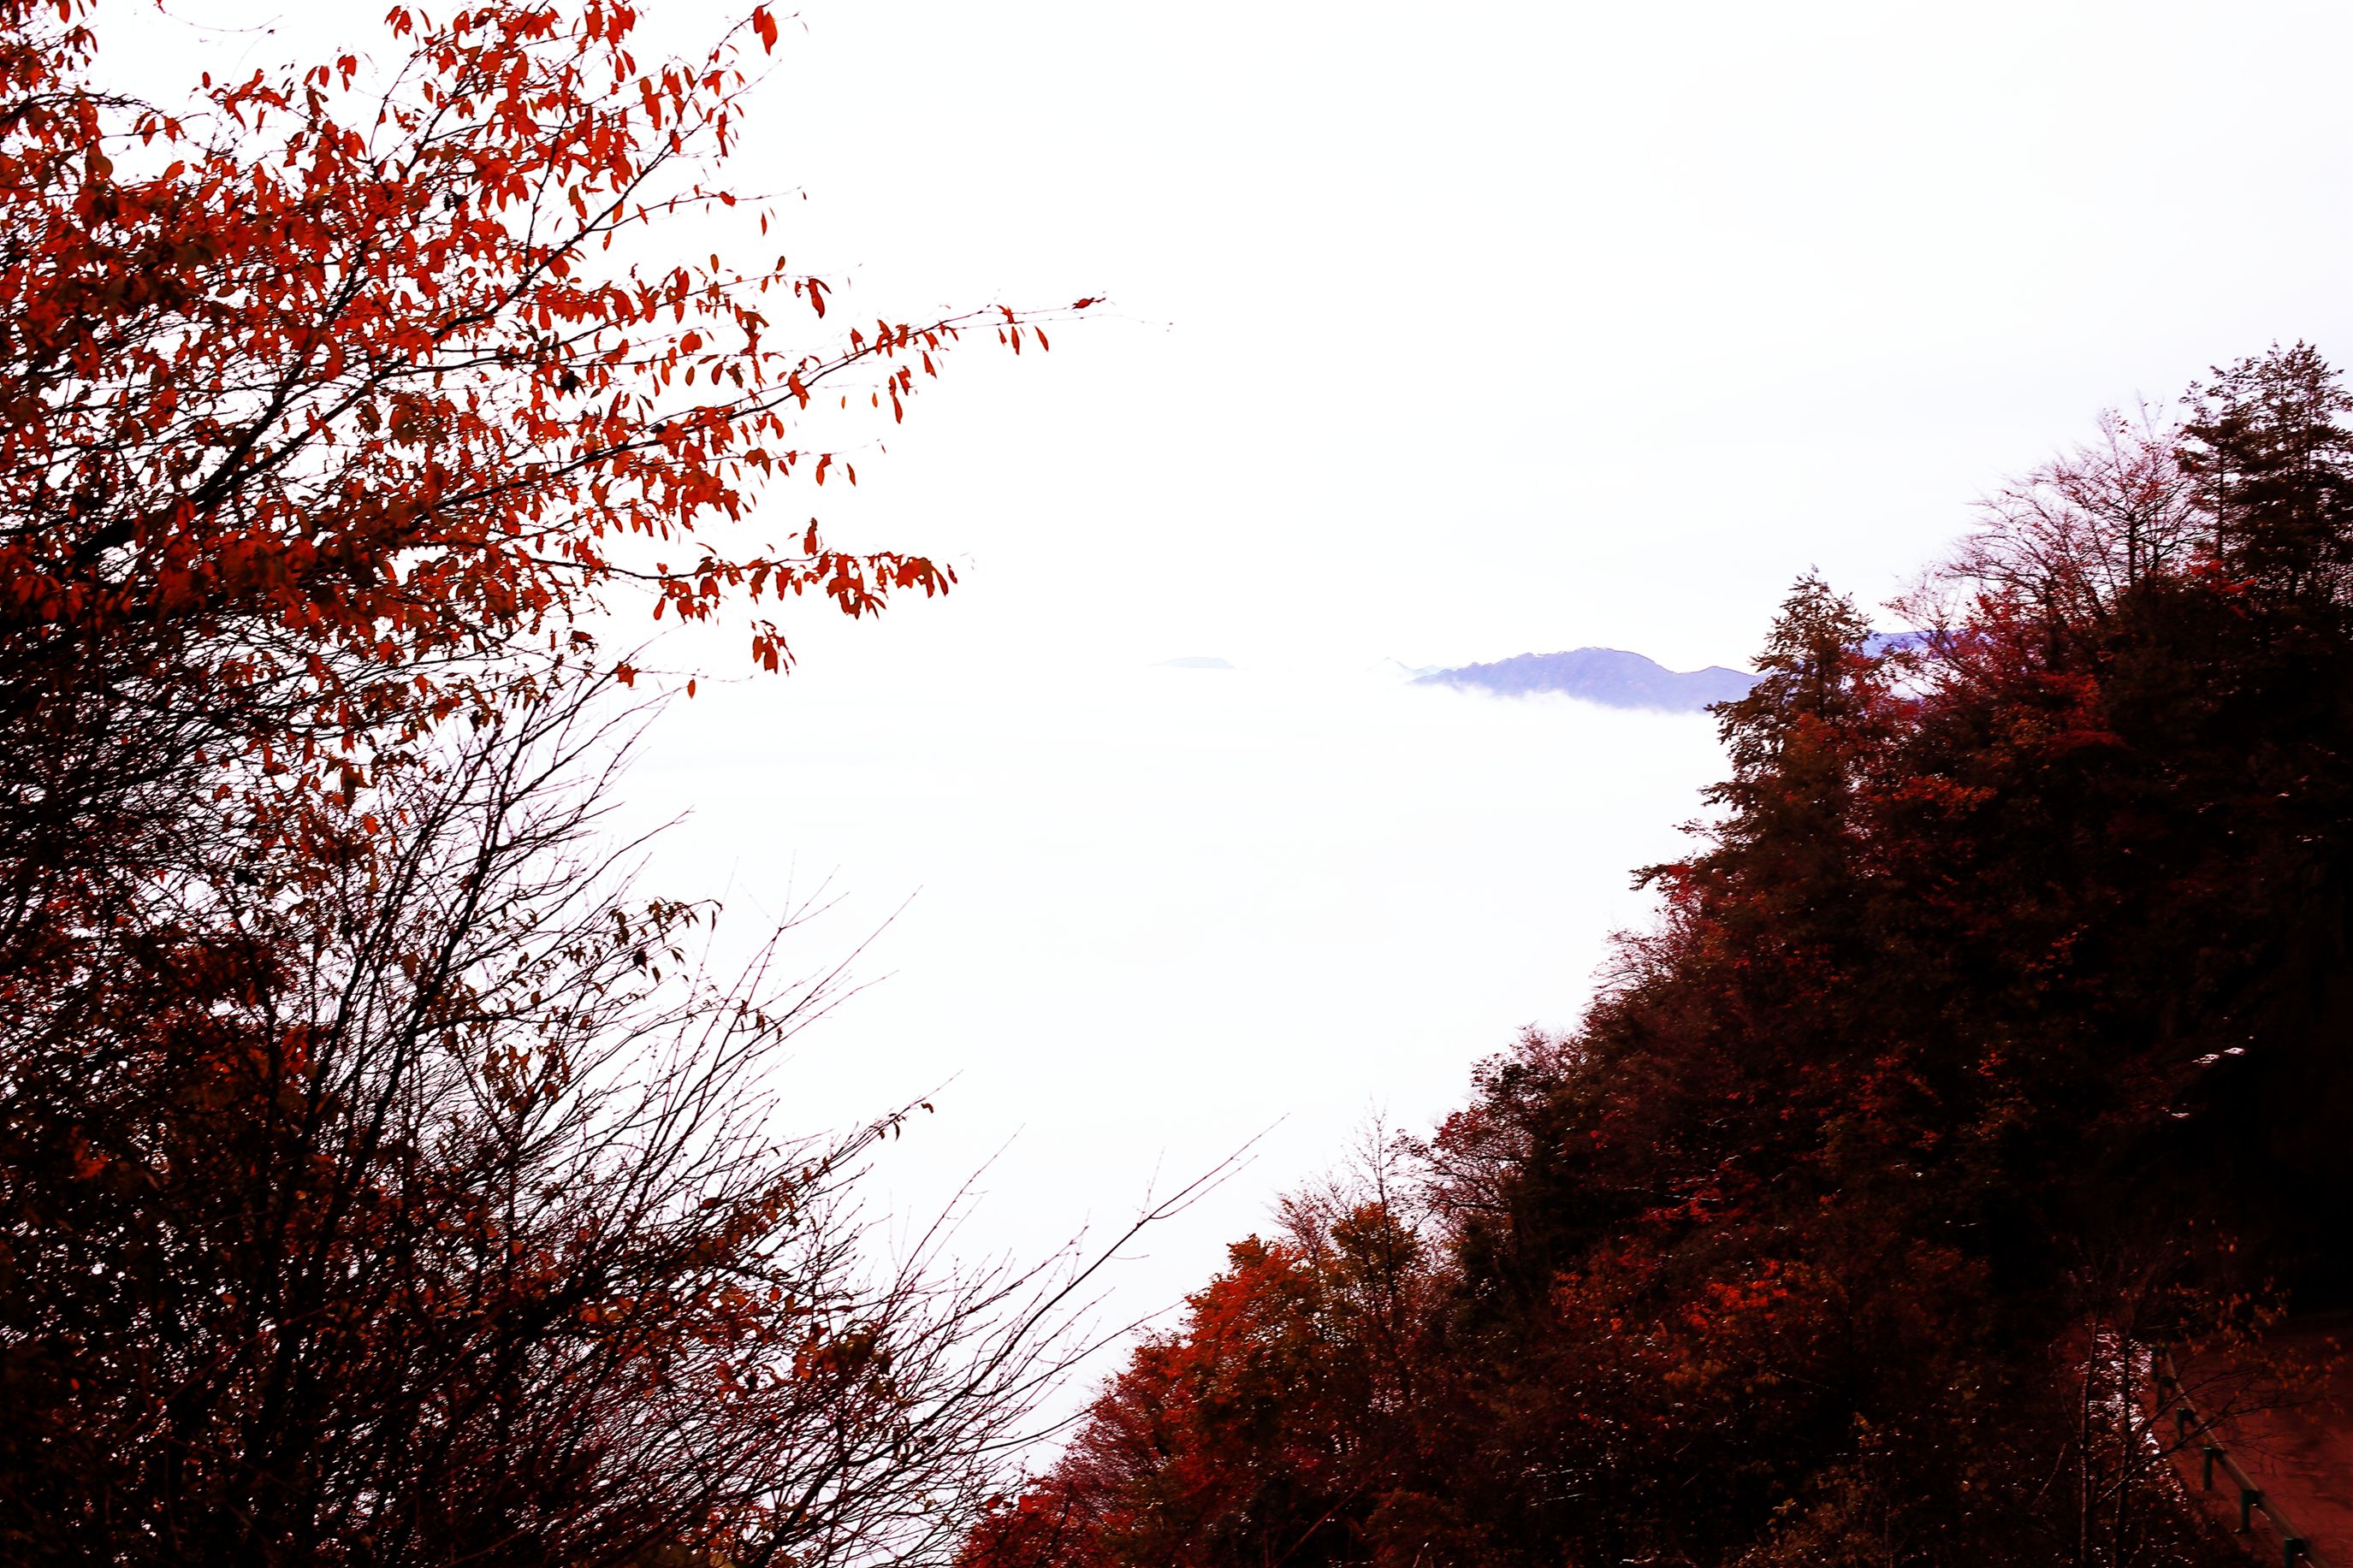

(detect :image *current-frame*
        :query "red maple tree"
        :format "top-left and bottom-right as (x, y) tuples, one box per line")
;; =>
(0, 4), (1100, 1562)
(0, 0), (1087, 740)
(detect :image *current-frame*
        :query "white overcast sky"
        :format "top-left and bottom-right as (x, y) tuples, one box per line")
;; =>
(112, 0), (2353, 1399)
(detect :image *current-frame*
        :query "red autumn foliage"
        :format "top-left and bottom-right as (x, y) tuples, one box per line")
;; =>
(0, 0), (1094, 999)
(0, 4), (1099, 1563)
(0, 0), (1084, 741)
(963, 1185), (1430, 1568)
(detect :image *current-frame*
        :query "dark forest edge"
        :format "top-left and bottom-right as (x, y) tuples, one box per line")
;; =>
(958, 352), (2353, 1568)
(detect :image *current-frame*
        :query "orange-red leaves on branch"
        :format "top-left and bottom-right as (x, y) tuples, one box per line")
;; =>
(0, 0), (1072, 760)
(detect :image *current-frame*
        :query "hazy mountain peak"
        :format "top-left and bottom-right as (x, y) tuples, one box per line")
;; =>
(1415, 647), (1757, 713)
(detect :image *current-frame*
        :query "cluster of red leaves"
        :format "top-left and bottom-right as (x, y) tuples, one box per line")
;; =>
(964, 1204), (1429, 1568)
(0, 0), (1088, 753)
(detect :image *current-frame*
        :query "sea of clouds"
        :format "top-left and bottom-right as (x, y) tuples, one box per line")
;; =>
(624, 653), (1730, 1378)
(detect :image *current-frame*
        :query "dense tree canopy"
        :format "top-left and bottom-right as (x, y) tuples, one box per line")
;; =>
(964, 346), (2353, 1568)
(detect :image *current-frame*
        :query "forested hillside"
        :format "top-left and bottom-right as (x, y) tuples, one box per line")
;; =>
(961, 349), (2353, 1568)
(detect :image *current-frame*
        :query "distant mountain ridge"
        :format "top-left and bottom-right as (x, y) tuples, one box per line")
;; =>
(1416, 648), (1758, 713)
